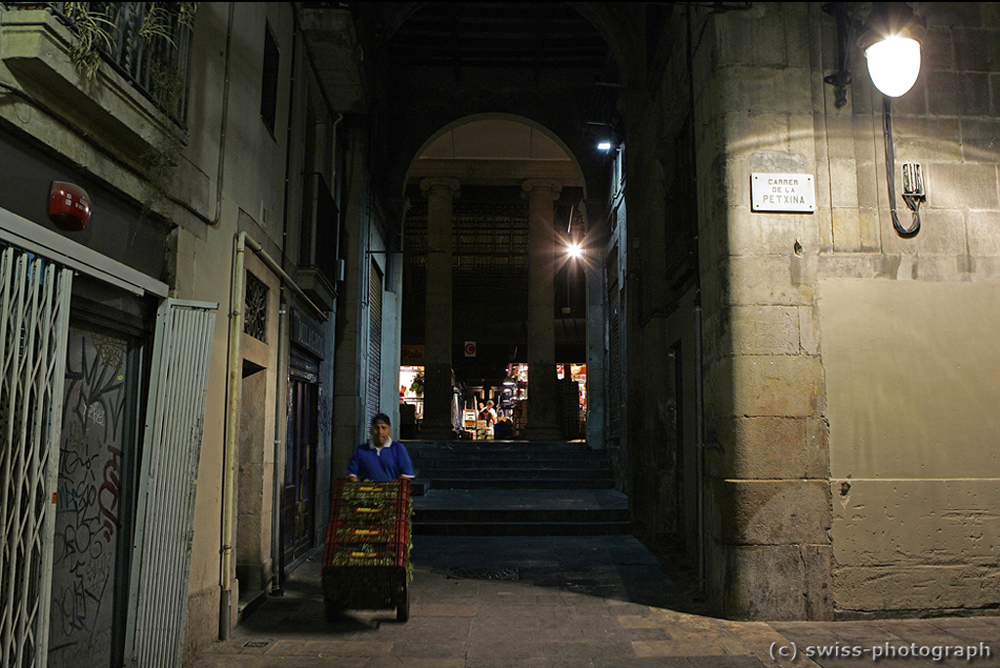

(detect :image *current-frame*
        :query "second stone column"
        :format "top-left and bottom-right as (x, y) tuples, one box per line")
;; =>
(523, 179), (563, 441)
(420, 177), (460, 440)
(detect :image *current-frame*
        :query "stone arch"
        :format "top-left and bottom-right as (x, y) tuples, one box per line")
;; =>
(402, 113), (588, 198)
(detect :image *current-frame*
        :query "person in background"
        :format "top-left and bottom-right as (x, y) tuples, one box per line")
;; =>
(484, 400), (498, 438)
(346, 413), (415, 482)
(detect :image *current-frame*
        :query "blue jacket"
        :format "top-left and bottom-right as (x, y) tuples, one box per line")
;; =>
(346, 440), (415, 482)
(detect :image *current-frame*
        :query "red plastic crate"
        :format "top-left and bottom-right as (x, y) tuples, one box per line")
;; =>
(324, 541), (409, 568)
(327, 518), (408, 545)
(323, 479), (411, 569)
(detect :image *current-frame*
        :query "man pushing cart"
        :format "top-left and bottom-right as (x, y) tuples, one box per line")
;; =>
(322, 413), (415, 622)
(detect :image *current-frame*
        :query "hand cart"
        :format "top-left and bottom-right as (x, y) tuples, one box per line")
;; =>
(322, 478), (412, 622)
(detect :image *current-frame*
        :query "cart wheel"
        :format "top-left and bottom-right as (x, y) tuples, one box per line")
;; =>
(396, 586), (410, 622)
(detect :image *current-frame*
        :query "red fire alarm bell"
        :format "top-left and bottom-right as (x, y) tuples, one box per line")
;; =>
(49, 181), (92, 231)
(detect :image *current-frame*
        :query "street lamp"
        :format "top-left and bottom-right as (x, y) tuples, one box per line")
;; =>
(823, 2), (925, 105)
(860, 2), (925, 98)
(823, 2), (926, 236)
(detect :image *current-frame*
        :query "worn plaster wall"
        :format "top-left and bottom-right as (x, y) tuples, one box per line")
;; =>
(821, 280), (1000, 614)
(814, 1), (1000, 617)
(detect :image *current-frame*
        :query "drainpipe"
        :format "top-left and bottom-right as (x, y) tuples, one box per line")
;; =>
(695, 301), (705, 590)
(270, 0), (300, 595)
(220, 231), (246, 640)
(270, 293), (288, 595)
(212, 2), (236, 226)
(221, 231), (327, 638)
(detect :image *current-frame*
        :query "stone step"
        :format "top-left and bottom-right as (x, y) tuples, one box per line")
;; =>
(407, 447), (625, 536)
(411, 520), (632, 536)
(421, 478), (615, 490)
(411, 488), (630, 537)
(416, 468), (613, 480)
(415, 507), (629, 523)
(403, 440), (593, 454)
(411, 452), (610, 464)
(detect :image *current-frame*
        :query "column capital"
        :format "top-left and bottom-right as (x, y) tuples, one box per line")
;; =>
(420, 177), (461, 197)
(521, 179), (563, 200)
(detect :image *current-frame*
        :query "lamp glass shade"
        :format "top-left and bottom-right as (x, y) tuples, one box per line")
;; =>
(864, 36), (921, 97)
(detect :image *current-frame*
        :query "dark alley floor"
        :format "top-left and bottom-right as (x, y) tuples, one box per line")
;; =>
(186, 534), (1000, 668)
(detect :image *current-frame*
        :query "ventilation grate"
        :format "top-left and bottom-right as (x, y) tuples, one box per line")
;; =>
(446, 567), (520, 581)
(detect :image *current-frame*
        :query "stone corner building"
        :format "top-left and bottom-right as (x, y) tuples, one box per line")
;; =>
(0, 2), (997, 666)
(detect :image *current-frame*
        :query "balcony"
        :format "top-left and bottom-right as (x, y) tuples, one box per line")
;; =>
(2, 3), (192, 158)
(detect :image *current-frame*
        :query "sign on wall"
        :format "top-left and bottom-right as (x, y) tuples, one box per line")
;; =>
(751, 173), (815, 213)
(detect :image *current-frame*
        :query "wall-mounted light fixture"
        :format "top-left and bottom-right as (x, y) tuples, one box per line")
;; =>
(823, 2), (926, 236)
(860, 3), (925, 98)
(587, 121), (618, 152)
(823, 2), (926, 105)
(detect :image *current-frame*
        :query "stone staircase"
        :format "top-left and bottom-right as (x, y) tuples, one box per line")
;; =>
(406, 440), (631, 536)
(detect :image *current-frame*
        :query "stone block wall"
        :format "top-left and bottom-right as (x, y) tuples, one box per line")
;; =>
(686, 2), (1000, 620)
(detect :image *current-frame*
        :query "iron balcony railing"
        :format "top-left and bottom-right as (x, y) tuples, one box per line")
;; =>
(8, 2), (194, 125)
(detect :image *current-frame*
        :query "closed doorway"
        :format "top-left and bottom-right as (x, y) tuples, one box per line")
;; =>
(281, 352), (319, 578)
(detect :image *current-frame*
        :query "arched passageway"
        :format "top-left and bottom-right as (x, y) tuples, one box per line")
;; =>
(329, 0), (703, 613)
(398, 116), (595, 443)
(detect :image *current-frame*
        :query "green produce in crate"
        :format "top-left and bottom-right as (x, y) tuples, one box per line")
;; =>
(323, 474), (413, 622)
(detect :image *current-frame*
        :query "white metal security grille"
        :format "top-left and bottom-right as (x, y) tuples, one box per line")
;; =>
(125, 299), (218, 668)
(0, 246), (74, 668)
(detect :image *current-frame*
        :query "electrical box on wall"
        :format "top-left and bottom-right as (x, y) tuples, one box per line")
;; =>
(902, 162), (924, 197)
(49, 181), (91, 231)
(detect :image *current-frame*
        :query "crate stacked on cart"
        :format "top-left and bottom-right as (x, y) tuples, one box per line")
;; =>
(322, 478), (412, 621)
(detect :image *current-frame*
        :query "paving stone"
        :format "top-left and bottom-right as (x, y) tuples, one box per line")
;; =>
(688, 657), (768, 668)
(592, 658), (693, 668)
(366, 659), (465, 668)
(185, 539), (1000, 668)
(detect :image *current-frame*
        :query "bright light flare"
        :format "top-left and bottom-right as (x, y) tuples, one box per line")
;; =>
(865, 35), (921, 98)
(597, 141), (613, 151)
(566, 241), (583, 259)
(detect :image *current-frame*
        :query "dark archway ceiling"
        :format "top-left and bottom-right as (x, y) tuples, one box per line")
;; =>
(385, 2), (613, 72)
(369, 1), (621, 198)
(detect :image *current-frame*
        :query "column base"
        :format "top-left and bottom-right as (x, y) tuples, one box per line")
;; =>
(418, 421), (457, 441)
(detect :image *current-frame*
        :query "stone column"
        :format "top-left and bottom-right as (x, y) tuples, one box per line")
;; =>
(522, 179), (563, 441)
(419, 178), (460, 440)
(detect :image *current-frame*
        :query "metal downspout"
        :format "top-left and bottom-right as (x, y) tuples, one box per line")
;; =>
(695, 303), (705, 590)
(270, 294), (288, 594)
(271, 4), (299, 595)
(220, 232), (246, 640)
(221, 230), (327, 639)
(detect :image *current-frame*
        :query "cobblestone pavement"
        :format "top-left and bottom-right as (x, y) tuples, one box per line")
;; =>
(186, 536), (1000, 668)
